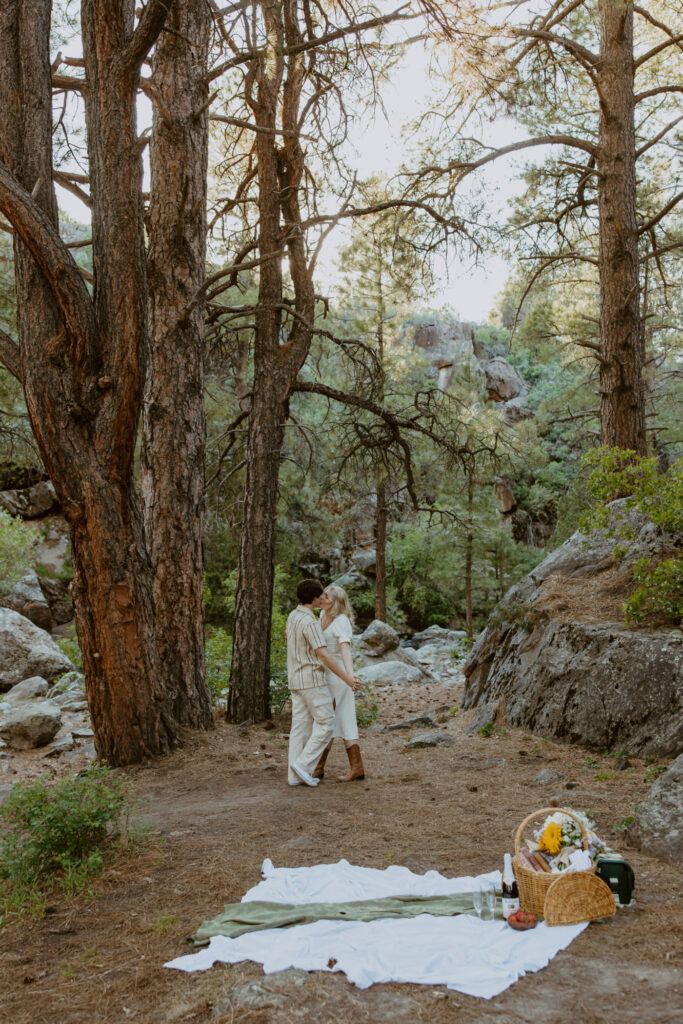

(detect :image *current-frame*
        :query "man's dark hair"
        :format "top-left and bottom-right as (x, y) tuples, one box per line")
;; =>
(297, 579), (324, 604)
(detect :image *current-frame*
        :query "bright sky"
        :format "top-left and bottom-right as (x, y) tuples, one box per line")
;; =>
(55, 22), (517, 325)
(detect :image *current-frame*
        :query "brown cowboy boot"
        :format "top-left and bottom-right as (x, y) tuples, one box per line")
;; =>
(338, 743), (365, 782)
(312, 740), (333, 780)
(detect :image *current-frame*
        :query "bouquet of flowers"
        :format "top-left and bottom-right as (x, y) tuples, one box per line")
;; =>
(524, 809), (605, 874)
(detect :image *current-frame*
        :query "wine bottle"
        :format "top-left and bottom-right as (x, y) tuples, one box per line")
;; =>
(502, 853), (520, 919)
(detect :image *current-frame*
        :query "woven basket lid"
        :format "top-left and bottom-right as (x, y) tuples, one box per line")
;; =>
(544, 872), (616, 926)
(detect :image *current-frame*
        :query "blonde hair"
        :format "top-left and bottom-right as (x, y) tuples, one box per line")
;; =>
(324, 584), (356, 629)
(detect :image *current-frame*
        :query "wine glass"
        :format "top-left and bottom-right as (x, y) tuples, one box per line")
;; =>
(484, 882), (497, 921)
(472, 887), (483, 920)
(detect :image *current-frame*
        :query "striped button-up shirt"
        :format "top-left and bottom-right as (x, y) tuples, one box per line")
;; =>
(286, 606), (326, 690)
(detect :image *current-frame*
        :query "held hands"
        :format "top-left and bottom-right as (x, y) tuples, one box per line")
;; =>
(347, 674), (362, 692)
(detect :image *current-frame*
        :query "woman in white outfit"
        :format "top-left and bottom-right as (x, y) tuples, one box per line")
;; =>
(312, 584), (365, 782)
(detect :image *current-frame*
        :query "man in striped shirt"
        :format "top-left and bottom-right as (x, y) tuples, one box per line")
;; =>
(287, 579), (360, 787)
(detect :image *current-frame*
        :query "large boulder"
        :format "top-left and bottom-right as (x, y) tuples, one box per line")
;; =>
(0, 699), (62, 748)
(482, 357), (528, 403)
(629, 754), (683, 865)
(0, 607), (75, 691)
(357, 662), (424, 687)
(1, 569), (53, 630)
(462, 507), (683, 757)
(411, 625), (466, 649)
(4, 675), (49, 702)
(357, 619), (400, 656)
(0, 479), (58, 518)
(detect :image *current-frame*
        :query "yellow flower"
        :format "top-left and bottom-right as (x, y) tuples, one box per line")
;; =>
(539, 821), (562, 855)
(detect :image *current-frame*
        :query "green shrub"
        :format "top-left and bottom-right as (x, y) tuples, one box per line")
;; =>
(56, 635), (83, 672)
(205, 626), (232, 702)
(0, 765), (131, 918)
(579, 448), (683, 626)
(0, 508), (34, 597)
(624, 556), (683, 624)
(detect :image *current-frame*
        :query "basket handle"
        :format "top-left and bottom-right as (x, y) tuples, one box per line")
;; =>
(514, 807), (589, 856)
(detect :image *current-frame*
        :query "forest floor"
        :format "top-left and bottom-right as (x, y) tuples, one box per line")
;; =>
(1, 677), (681, 1024)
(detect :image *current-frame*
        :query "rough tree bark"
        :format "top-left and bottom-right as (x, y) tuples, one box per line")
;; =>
(597, 0), (645, 455)
(0, 0), (187, 765)
(227, 0), (315, 722)
(142, 0), (213, 729)
(374, 262), (387, 622)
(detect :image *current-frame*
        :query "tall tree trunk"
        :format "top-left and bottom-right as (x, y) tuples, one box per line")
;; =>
(228, 381), (288, 722)
(0, 0), (181, 765)
(143, 0), (213, 730)
(465, 477), (473, 640)
(597, 0), (646, 455)
(374, 477), (388, 621)
(228, 0), (315, 721)
(374, 258), (387, 621)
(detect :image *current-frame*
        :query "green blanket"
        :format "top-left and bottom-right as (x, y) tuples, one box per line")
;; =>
(193, 893), (503, 945)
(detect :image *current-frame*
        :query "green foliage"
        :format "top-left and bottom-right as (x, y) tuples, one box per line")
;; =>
(206, 565), (292, 709)
(578, 448), (683, 626)
(0, 765), (131, 919)
(205, 626), (232, 702)
(355, 685), (379, 729)
(624, 556), (683, 625)
(0, 508), (34, 597)
(56, 635), (83, 673)
(580, 448), (683, 535)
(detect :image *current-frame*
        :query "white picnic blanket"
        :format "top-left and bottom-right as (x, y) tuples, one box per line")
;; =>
(165, 858), (587, 999)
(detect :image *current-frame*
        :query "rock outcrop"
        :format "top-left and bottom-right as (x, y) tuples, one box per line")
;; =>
(0, 479), (58, 518)
(0, 698), (62, 748)
(352, 620), (435, 681)
(0, 607), (74, 691)
(462, 507), (683, 758)
(629, 754), (683, 865)
(2, 569), (53, 630)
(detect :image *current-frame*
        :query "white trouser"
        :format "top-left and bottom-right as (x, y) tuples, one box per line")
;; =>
(325, 671), (359, 741)
(288, 685), (335, 783)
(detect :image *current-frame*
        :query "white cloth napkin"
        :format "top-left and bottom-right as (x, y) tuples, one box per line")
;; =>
(165, 859), (587, 1000)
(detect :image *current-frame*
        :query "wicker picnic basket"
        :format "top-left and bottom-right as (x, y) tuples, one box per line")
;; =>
(513, 807), (597, 918)
(544, 871), (616, 926)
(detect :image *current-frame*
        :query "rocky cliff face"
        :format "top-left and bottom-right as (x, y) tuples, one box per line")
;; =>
(462, 506), (683, 758)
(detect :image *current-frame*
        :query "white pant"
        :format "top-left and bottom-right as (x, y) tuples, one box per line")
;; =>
(288, 685), (335, 783)
(325, 672), (359, 741)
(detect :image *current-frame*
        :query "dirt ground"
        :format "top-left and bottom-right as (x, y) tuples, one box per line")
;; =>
(1, 677), (681, 1024)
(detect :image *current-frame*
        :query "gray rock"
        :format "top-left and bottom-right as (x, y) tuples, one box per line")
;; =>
(411, 625), (466, 648)
(358, 619), (400, 655)
(483, 357), (528, 402)
(350, 548), (376, 573)
(4, 675), (49, 702)
(37, 575), (73, 626)
(0, 699), (62, 748)
(331, 566), (370, 591)
(465, 701), (499, 735)
(463, 504), (683, 757)
(533, 768), (562, 786)
(464, 619), (682, 757)
(357, 662), (424, 688)
(629, 754), (683, 865)
(47, 670), (85, 700)
(44, 733), (75, 756)
(389, 713), (436, 731)
(405, 731), (455, 749)
(73, 728), (94, 738)
(1, 569), (52, 631)
(0, 479), (58, 518)
(502, 396), (534, 424)
(0, 607), (75, 692)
